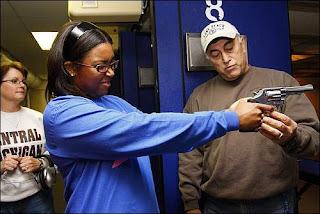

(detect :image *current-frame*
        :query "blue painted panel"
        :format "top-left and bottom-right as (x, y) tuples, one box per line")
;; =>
(154, 1), (184, 113)
(139, 88), (156, 114)
(154, 1), (185, 213)
(162, 153), (184, 212)
(121, 32), (155, 113)
(136, 33), (153, 66)
(120, 32), (138, 107)
(135, 33), (155, 114)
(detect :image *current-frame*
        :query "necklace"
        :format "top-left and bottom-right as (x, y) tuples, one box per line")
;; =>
(1, 109), (22, 130)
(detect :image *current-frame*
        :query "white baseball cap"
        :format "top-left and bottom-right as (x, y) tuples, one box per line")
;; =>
(201, 21), (240, 53)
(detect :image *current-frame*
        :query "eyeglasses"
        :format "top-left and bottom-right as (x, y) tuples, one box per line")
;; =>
(1, 78), (28, 86)
(73, 60), (119, 73)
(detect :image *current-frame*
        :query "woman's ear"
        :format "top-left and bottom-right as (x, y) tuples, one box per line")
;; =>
(64, 61), (76, 77)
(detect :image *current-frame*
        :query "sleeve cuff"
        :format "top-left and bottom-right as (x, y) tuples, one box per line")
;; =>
(280, 134), (299, 151)
(184, 199), (200, 211)
(224, 111), (240, 131)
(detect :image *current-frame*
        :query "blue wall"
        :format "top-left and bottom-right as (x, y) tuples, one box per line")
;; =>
(153, 1), (291, 213)
(136, 33), (156, 114)
(120, 32), (155, 113)
(121, 32), (139, 106)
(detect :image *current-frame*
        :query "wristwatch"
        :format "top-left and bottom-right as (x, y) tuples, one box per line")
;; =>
(38, 158), (44, 170)
(38, 157), (48, 170)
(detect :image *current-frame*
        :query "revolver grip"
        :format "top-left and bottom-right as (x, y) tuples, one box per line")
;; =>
(247, 97), (269, 105)
(248, 98), (258, 103)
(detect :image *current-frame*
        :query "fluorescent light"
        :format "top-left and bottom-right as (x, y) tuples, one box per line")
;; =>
(31, 32), (58, 50)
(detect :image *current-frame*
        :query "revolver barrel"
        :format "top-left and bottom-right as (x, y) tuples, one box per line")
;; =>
(284, 84), (314, 95)
(248, 84), (314, 106)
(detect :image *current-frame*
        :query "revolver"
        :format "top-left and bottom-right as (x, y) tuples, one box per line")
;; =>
(248, 84), (314, 107)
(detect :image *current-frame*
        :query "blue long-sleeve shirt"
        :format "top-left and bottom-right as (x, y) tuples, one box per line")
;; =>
(43, 95), (239, 213)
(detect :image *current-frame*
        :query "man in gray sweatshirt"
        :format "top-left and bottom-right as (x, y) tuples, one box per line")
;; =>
(178, 20), (319, 213)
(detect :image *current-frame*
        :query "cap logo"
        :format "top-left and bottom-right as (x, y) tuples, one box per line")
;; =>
(208, 28), (217, 35)
(203, 23), (225, 38)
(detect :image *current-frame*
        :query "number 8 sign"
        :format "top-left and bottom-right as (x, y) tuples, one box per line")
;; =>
(205, 0), (224, 22)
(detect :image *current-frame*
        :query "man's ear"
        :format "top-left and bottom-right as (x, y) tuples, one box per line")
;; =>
(64, 61), (76, 77)
(239, 35), (247, 54)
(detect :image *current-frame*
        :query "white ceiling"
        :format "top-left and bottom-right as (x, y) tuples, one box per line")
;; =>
(1, 0), (319, 81)
(1, 1), (68, 80)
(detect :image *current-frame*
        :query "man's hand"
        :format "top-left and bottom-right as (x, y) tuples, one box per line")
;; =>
(259, 111), (297, 145)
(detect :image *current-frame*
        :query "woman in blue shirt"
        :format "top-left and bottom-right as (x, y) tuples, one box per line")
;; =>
(44, 21), (273, 213)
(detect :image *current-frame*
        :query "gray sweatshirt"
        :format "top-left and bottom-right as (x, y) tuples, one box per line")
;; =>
(178, 66), (319, 211)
